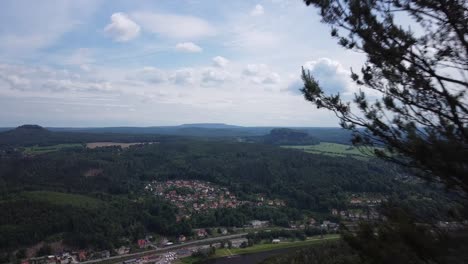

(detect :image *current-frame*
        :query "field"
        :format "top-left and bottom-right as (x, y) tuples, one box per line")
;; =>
(23, 143), (83, 154)
(216, 235), (340, 257)
(282, 142), (377, 159)
(178, 234), (340, 263)
(85, 142), (155, 149)
(21, 191), (104, 209)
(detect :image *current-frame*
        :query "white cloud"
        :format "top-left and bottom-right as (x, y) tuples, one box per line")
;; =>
(171, 68), (194, 85)
(302, 58), (351, 94)
(0, 74), (31, 91)
(129, 67), (167, 83)
(262, 72), (281, 84)
(202, 69), (229, 85)
(66, 48), (94, 70)
(131, 12), (216, 39)
(212, 56), (229, 68)
(243, 64), (267, 76)
(0, 63), (115, 94)
(242, 64), (281, 85)
(250, 4), (265, 16)
(175, 42), (203, 53)
(104, 12), (141, 42)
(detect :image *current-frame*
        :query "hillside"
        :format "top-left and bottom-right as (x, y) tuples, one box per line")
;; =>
(247, 128), (320, 145)
(0, 125), (179, 147)
(17, 125), (353, 143)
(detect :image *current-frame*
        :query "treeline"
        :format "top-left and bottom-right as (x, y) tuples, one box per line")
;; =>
(0, 125), (181, 147)
(246, 128), (320, 145)
(190, 206), (303, 228)
(0, 194), (190, 251)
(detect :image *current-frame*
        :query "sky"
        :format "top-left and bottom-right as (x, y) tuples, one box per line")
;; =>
(0, 0), (366, 127)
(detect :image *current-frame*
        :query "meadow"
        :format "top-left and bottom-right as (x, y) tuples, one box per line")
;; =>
(20, 191), (104, 209)
(23, 143), (83, 154)
(282, 142), (377, 159)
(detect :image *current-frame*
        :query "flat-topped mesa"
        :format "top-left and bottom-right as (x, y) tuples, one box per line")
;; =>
(15, 124), (46, 131)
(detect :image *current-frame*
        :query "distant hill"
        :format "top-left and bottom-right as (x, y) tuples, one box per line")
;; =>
(0, 124), (354, 145)
(0, 125), (53, 146)
(0, 125), (178, 147)
(178, 123), (242, 129)
(249, 128), (320, 145)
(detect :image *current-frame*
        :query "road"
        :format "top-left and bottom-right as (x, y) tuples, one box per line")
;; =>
(80, 233), (248, 264)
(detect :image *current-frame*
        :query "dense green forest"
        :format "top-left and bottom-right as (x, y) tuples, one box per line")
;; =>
(0, 127), (464, 262)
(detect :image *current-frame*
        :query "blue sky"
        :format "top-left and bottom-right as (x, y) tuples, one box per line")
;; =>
(0, 0), (365, 127)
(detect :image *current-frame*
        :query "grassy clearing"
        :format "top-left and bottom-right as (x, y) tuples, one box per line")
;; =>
(283, 142), (377, 160)
(214, 234), (340, 257)
(21, 191), (104, 209)
(86, 142), (158, 149)
(23, 143), (83, 154)
(177, 234), (340, 263)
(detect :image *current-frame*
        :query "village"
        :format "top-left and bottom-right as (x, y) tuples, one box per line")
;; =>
(330, 193), (386, 221)
(19, 188), (390, 264)
(144, 180), (286, 220)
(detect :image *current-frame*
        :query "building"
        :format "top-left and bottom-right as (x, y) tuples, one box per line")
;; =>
(137, 239), (147, 249)
(116, 246), (130, 255)
(230, 238), (248, 248)
(250, 220), (269, 228)
(196, 229), (208, 238)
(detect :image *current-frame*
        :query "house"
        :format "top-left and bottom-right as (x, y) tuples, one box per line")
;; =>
(219, 228), (228, 235)
(308, 218), (317, 225)
(137, 239), (147, 248)
(77, 251), (86, 262)
(116, 246), (130, 255)
(196, 229), (208, 238)
(322, 221), (339, 230)
(272, 239), (281, 244)
(250, 220), (269, 228)
(159, 237), (169, 247)
(331, 209), (339, 215)
(94, 250), (110, 259)
(230, 238), (248, 248)
(178, 235), (187, 242)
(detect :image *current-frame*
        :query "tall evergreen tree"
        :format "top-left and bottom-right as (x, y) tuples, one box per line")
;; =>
(301, 0), (467, 192)
(300, 1), (468, 263)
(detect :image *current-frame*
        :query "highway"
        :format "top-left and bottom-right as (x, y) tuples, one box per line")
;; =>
(80, 233), (248, 264)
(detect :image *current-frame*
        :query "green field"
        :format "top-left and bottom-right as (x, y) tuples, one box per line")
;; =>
(179, 234), (340, 263)
(21, 191), (104, 209)
(283, 142), (377, 159)
(23, 143), (83, 154)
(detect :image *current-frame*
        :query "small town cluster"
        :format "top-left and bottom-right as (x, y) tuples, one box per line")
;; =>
(331, 194), (386, 221)
(24, 236), (254, 264)
(145, 180), (285, 219)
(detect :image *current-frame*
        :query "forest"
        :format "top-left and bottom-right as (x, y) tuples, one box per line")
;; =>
(0, 126), (464, 262)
